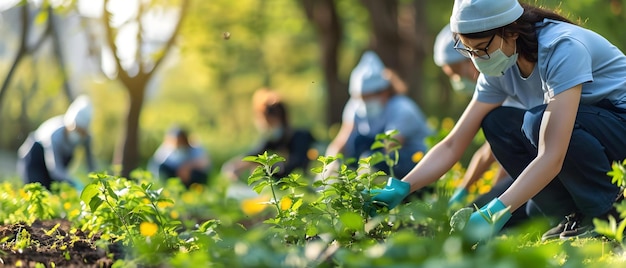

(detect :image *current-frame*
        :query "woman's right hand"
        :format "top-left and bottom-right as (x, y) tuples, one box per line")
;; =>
(367, 177), (410, 216)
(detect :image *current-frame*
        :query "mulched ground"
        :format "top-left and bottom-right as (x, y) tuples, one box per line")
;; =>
(0, 219), (120, 268)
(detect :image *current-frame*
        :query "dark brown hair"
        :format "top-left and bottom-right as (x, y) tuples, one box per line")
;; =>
(264, 101), (289, 127)
(459, 3), (574, 63)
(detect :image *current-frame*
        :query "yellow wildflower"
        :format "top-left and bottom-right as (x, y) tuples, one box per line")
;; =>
(157, 201), (173, 209)
(140, 222), (158, 237)
(452, 162), (463, 172)
(280, 196), (293, 211)
(241, 196), (268, 216)
(69, 209), (80, 218)
(482, 170), (495, 181)
(478, 184), (492, 195)
(442, 117), (455, 131)
(19, 189), (28, 199)
(170, 210), (179, 219)
(190, 183), (204, 193)
(411, 151), (424, 163)
(182, 192), (195, 204)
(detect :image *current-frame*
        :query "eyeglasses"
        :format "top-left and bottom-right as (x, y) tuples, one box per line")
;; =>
(454, 33), (496, 60)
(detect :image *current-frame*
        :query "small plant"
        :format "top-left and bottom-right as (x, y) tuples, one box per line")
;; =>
(79, 172), (182, 264)
(370, 129), (402, 178)
(12, 228), (32, 252)
(595, 160), (626, 246)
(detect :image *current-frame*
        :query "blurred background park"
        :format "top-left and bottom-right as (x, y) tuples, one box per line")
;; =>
(0, 0), (625, 184)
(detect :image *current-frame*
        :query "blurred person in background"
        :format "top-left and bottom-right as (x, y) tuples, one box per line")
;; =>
(221, 88), (316, 182)
(149, 126), (211, 188)
(434, 24), (536, 228)
(17, 95), (95, 190)
(321, 51), (432, 182)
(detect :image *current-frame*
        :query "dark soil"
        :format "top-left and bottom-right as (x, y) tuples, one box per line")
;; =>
(0, 219), (119, 268)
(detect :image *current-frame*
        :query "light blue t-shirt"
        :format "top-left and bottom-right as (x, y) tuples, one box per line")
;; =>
(342, 94), (432, 154)
(476, 19), (626, 109)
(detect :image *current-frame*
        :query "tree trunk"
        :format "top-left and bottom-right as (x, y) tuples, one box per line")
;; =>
(359, 0), (427, 106)
(114, 78), (147, 177)
(48, 6), (73, 100)
(405, 0), (428, 106)
(300, 0), (346, 127)
(0, 5), (29, 114)
(360, 0), (401, 72)
(104, 0), (189, 178)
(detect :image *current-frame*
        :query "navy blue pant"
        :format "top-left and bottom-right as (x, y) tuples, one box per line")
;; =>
(158, 164), (207, 188)
(482, 103), (626, 219)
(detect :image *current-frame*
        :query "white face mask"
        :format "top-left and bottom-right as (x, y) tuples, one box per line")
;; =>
(363, 99), (385, 119)
(450, 77), (477, 95)
(66, 130), (83, 145)
(471, 39), (518, 77)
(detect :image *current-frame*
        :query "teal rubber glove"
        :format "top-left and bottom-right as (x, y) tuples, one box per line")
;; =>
(465, 198), (512, 243)
(449, 187), (468, 207)
(367, 177), (410, 216)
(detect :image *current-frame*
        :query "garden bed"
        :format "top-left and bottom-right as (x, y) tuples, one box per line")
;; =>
(0, 219), (119, 268)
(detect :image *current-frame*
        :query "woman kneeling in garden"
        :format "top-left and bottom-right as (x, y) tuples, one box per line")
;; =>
(371, 0), (626, 242)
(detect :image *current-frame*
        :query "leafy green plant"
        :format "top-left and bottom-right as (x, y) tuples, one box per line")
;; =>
(595, 160), (626, 246)
(79, 172), (183, 264)
(370, 129), (402, 178)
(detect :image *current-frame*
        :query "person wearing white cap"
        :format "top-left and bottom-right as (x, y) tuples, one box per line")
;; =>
(369, 0), (626, 242)
(434, 24), (480, 96)
(435, 23), (538, 230)
(17, 95), (96, 190)
(322, 51), (431, 182)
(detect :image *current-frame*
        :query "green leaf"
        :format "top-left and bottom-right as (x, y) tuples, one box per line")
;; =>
(80, 184), (100, 208)
(243, 155), (262, 164)
(450, 207), (473, 232)
(370, 140), (385, 150)
(593, 217), (615, 238)
(616, 218), (626, 243)
(339, 211), (364, 231)
(291, 198), (303, 211)
(247, 167), (266, 185)
(310, 166), (324, 174)
(252, 180), (269, 194)
(88, 196), (104, 213)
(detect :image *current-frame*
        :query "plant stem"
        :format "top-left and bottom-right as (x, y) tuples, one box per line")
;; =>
(265, 163), (282, 218)
(100, 182), (134, 246)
